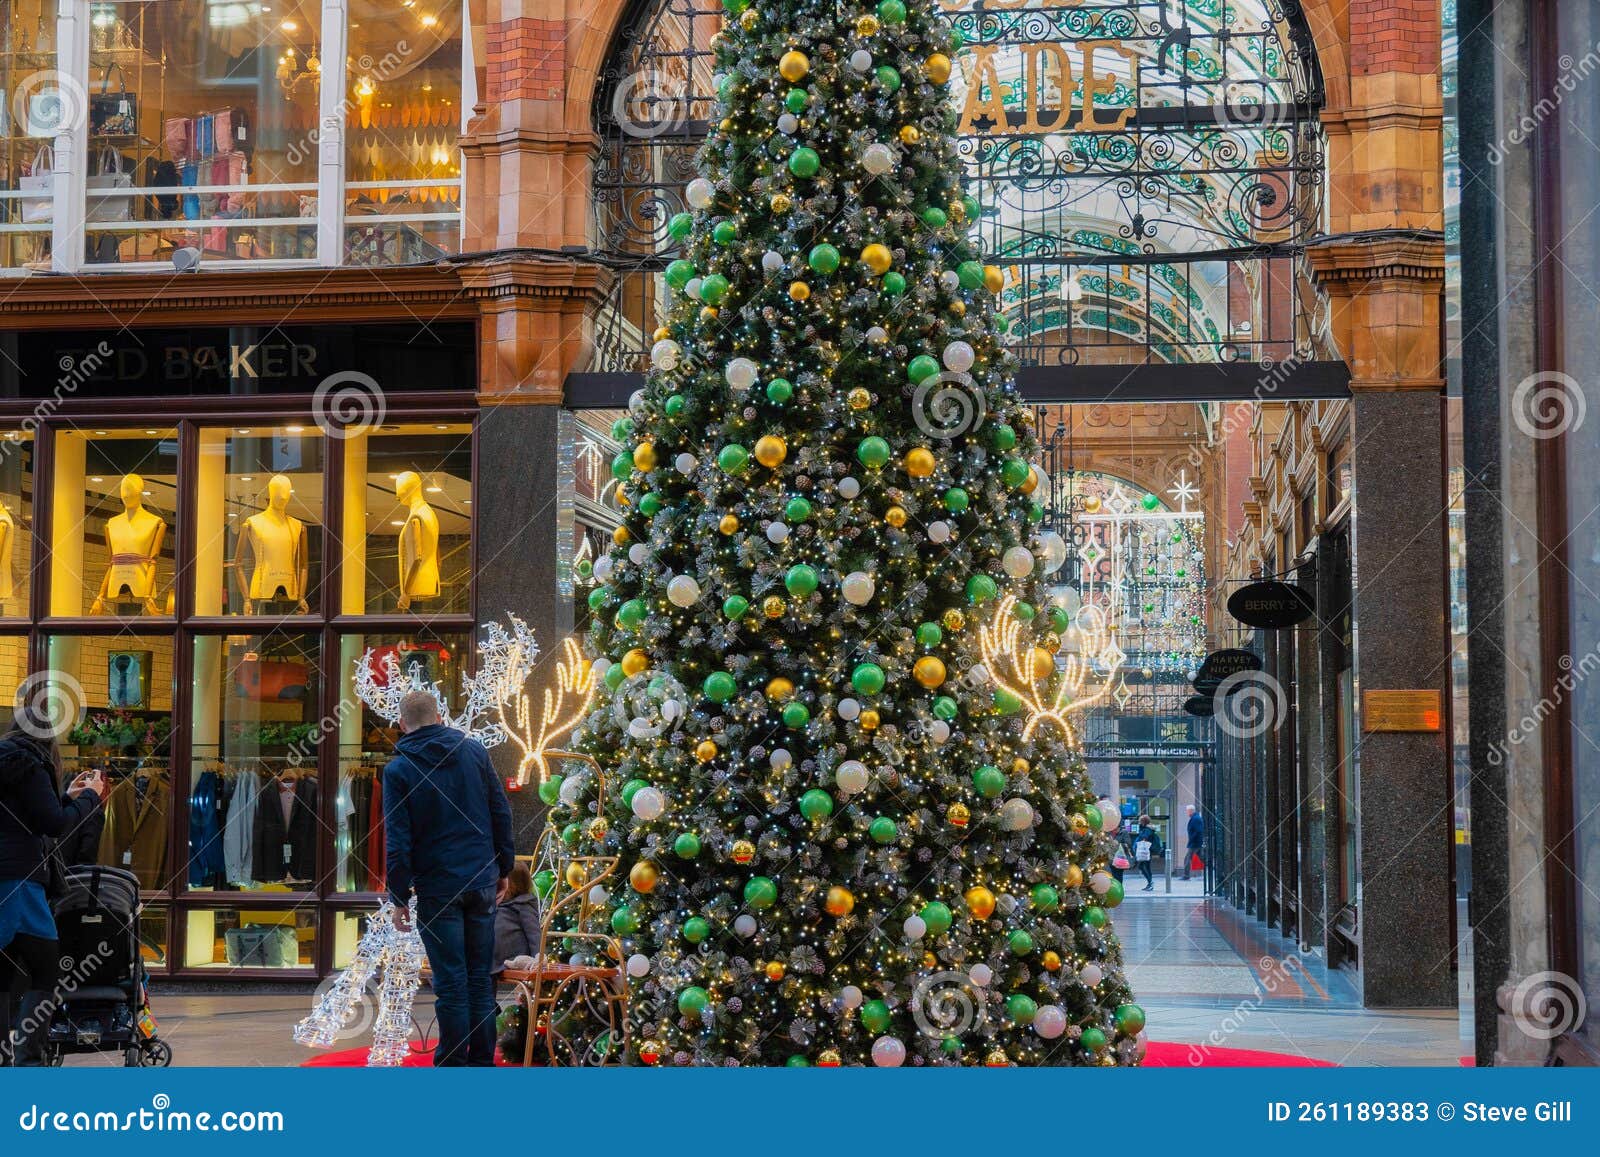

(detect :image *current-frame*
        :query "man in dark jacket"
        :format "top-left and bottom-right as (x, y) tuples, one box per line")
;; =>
(383, 692), (515, 1067)
(1183, 805), (1204, 881)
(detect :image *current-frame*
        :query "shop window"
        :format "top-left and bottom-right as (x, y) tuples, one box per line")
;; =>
(0, 634), (27, 729)
(0, 0), (57, 269)
(331, 627), (468, 893)
(81, 0), (321, 266)
(194, 425), (325, 615)
(339, 423), (472, 615)
(0, 429), (34, 617)
(187, 633), (321, 893)
(140, 904), (169, 971)
(50, 631), (177, 891)
(342, 0), (463, 264)
(182, 907), (315, 970)
(49, 429), (178, 617)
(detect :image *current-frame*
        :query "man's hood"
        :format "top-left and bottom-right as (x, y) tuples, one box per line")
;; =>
(394, 723), (476, 767)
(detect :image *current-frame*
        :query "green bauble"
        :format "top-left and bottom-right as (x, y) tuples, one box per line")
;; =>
(1005, 994), (1038, 1024)
(875, 65), (901, 93)
(537, 776), (562, 805)
(1083, 803), (1103, 831)
(611, 906), (639, 934)
(1080, 1026), (1108, 1052)
(916, 622), (943, 647)
(962, 194), (981, 221)
(921, 206), (948, 229)
(1027, 501), (1045, 524)
(663, 392), (685, 415)
(956, 260), (984, 290)
(808, 243), (840, 274)
(664, 259), (695, 289)
(533, 869), (555, 898)
(638, 493), (663, 517)
(620, 779), (649, 807)
(788, 147), (821, 178)
(603, 664), (626, 691)
(1083, 905), (1108, 928)
(877, 0), (907, 22)
(722, 595), (750, 620)
(782, 702), (811, 729)
(851, 662), (886, 695)
(616, 599), (647, 628)
(717, 443), (749, 473)
(784, 564), (819, 597)
(743, 876), (778, 909)
(993, 688), (1023, 715)
(932, 696), (958, 720)
(972, 764), (1005, 798)
(784, 88), (808, 114)
(700, 273), (730, 305)
(857, 436), (891, 468)
(586, 587), (606, 611)
(798, 789), (834, 820)
(1105, 878), (1125, 907)
(881, 271), (907, 295)
(869, 816), (898, 843)
(1030, 884), (1060, 912)
(1013, 601), (1036, 621)
(610, 418), (633, 440)
(941, 1035), (962, 1055)
(682, 917), (711, 943)
(721, 0), (749, 15)
(907, 354), (940, 384)
(667, 212), (694, 241)
(611, 451), (634, 482)
(1114, 1003), (1146, 1035)
(766, 377), (793, 403)
(1140, 492), (1161, 511)
(1008, 929), (1035, 955)
(703, 671), (737, 702)
(860, 999), (891, 1034)
(966, 574), (998, 604)
(673, 831), (702, 859)
(784, 496), (813, 522)
(943, 487), (970, 512)
(995, 316), (1010, 333)
(677, 986), (709, 1015)
(712, 220), (738, 244)
(920, 901), (953, 935)
(1000, 457), (1031, 488)
(991, 423), (1017, 451)
(1047, 606), (1071, 634)
(786, 1055), (810, 1067)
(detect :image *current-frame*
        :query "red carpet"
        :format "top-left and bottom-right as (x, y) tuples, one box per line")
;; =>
(301, 1042), (1333, 1068)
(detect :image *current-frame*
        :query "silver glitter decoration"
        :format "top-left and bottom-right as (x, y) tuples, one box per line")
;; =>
(293, 899), (427, 1067)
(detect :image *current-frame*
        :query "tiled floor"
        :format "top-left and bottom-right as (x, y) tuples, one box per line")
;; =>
(61, 897), (1466, 1067)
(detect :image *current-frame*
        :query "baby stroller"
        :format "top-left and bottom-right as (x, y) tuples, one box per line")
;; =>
(38, 865), (170, 1066)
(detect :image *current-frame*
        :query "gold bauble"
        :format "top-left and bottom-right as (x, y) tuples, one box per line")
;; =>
(771, 192), (793, 214)
(629, 861), (660, 893)
(789, 281), (811, 302)
(763, 595), (787, 618)
(859, 708), (881, 730)
(700, 306), (719, 323)
(885, 506), (907, 528)
(766, 677), (795, 701)
(856, 14), (880, 35)
(652, 326), (672, 342)
(621, 648), (650, 677)
(949, 200), (967, 223)
(588, 817), (609, 839)
(947, 801), (970, 828)
(779, 50), (810, 82)
(739, 7), (758, 28)
(847, 387), (872, 410)
(1069, 813), (1090, 836)
(984, 1049), (1009, 1067)
(1021, 465), (1040, 495)
(695, 739), (719, 763)
(861, 243), (893, 275)
(817, 1049), (842, 1067)
(1041, 633), (1061, 654)
(1030, 647), (1054, 680)
(1083, 494), (1102, 513)
(925, 53), (953, 84)
(948, 301), (966, 316)
(1012, 757), (1031, 775)
(720, 118), (733, 131)
(913, 656), (947, 689)
(565, 862), (587, 889)
(612, 526), (630, 546)
(965, 885), (996, 917)
(719, 514), (740, 535)
(941, 608), (966, 632)
(765, 960), (787, 981)
(824, 885), (855, 916)
(639, 1039), (664, 1065)
(754, 434), (788, 469)
(923, 951), (938, 968)
(731, 839), (755, 864)
(983, 265), (1004, 293)
(1064, 863), (1084, 888)
(905, 447), (936, 477)
(1042, 950), (1062, 972)
(617, 491), (630, 507)
(899, 124), (921, 145)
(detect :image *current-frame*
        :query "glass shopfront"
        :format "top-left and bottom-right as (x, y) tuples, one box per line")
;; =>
(0, 322), (478, 977)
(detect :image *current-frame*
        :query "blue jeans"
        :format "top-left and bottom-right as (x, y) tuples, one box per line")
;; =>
(416, 886), (498, 1067)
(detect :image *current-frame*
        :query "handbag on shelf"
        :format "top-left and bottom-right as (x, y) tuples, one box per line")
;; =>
(212, 107), (251, 152)
(86, 145), (133, 223)
(89, 63), (137, 137)
(19, 145), (54, 224)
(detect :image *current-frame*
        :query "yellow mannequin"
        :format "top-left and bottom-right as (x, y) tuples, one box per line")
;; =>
(91, 474), (165, 615)
(394, 470), (440, 611)
(0, 498), (14, 609)
(234, 474), (309, 614)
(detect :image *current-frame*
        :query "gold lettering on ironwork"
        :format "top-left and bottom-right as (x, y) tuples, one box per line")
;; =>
(1078, 40), (1137, 132)
(958, 39), (1137, 135)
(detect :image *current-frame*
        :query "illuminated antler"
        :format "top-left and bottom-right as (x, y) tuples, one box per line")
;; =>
(978, 594), (1125, 741)
(502, 636), (597, 786)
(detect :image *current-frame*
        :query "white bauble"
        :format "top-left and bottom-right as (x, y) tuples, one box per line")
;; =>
(666, 575), (701, 607)
(942, 340), (975, 372)
(733, 914), (757, 937)
(837, 698), (861, 721)
(593, 556), (614, 583)
(1090, 870), (1114, 895)
(871, 1036), (906, 1067)
(1033, 1005), (1067, 1039)
(1000, 797), (1035, 830)
(841, 571), (875, 606)
(837, 475), (861, 499)
(1080, 962), (1105, 987)
(1002, 546), (1036, 578)
(628, 543), (649, 566)
(996, 893), (1018, 915)
(903, 915), (927, 941)
(862, 143), (896, 175)
(969, 963), (993, 987)
(849, 49), (873, 73)
(1059, 587), (1082, 615)
(685, 177), (715, 209)
(590, 656), (612, 678)
(1038, 530), (1069, 575)
(939, 270), (961, 293)
(626, 953), (651, 978)
(725, 357), (759, 390)
(1098, 798), (1120, 833)
(835, 760), (869, 795)
(927, 520), (952, 544)
(558, 775), (584, 806)
(840, 985), (864, 1010)
(777, 112), (799, 134)
(650, 339), (681, 371)
(965, 663), (990, 686)
(769, 747), (793, 771)
(1133, 1031), (1149, 1061)
(674, 452), (697, 475)
(866, 326), (888, 344)
(630, 786), (665, 821)
(685, 277), (703, 301)
(587, 884), (609, 905)
(761, 249), (785, 275)
(765, 521), (789, 544)
(929, 720), (951, 744)
(628, 389), (647, 413)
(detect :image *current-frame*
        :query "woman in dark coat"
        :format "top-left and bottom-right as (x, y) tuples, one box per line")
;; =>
(491, 864), (540, 979)
(0, 710), (106, 1066)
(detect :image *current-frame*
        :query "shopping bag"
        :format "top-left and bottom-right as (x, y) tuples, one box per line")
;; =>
(19, 146), (54, 224)
(89, 63), (137, 136)
(1135, 839), (1153, 862)
(1189, 851), (1204, 872)
(86, 145), (133, 223)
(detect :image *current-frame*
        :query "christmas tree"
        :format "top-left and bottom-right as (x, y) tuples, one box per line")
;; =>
(568, 0), (1142, 1066)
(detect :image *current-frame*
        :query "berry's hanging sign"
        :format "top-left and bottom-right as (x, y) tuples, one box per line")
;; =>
(1227, 581), (1316, 630)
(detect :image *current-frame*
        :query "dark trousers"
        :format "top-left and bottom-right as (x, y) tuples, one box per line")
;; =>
(416, 886), (498, 1067)
(0, 933), (59, 1067)
(1184, 845), (1202, 878)
(1136, 860), (1154, 887)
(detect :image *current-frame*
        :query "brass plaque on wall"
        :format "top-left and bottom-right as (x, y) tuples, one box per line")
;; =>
(1362, 690), (1444, 733)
